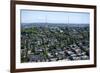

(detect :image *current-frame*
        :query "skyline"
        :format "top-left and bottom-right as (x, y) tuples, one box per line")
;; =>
(21, 10), (90, 24)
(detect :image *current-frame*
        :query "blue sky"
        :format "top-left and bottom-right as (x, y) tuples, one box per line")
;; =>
(21, 10), (90, 24)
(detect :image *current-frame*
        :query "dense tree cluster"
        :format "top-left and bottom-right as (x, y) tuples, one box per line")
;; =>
(21, 24), (89, 63)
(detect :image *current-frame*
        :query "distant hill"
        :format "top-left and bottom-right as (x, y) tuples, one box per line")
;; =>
(21, 23), (89, 28)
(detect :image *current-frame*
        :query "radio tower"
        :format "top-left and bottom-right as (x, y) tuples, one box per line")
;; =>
(68, 15), (69, 24)
(45, 15), (48, 27)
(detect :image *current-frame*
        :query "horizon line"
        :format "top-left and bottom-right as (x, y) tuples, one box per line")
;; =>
(21, 22), (89, 25)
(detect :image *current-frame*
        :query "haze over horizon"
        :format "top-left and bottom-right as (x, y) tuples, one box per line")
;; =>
(21, 10), (90, 24)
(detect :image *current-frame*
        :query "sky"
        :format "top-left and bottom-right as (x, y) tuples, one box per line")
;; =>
(21, 10), (90, 24)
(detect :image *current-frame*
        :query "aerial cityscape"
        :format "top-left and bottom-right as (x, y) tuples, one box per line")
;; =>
(21, 10), (90, 63)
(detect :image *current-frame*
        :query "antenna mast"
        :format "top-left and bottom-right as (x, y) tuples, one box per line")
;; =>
(68, 15), (69, 24)
(45, 15), (48, 27)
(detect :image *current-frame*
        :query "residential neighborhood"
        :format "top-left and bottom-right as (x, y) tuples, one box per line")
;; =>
(21, 23), (89, 63)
